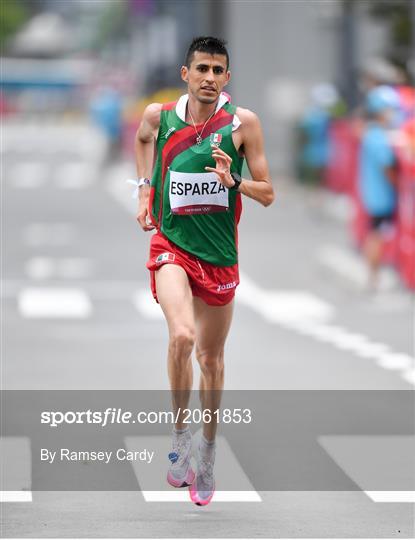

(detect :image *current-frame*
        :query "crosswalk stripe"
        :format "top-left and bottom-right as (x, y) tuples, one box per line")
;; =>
(18, 288), (92, 318)
(141, 491), (261, 502)
(55, 162), (96, 189)
(402, 369), (415, 385)
(0, 491), (32, 502)
(365, 491), (415, 503)
(25, 257), (93, 280)
(8, 162), (48, 189)
(22, 222), (77, 247)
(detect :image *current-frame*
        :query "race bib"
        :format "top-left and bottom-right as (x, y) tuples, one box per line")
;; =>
(169, 171), (229, 215)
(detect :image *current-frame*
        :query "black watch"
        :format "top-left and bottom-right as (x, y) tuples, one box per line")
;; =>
(230, 172), (242, 191)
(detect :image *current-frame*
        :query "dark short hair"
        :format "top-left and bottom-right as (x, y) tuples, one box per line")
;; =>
(185, 36), (229, 69)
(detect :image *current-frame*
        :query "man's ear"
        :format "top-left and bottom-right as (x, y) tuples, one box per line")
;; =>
(181, 66), (189, 83)
(223, 70), (231, 87)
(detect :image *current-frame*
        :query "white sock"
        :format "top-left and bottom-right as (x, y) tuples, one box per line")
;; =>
(173, 426), (190, 436)
(200, 435), (215, 462)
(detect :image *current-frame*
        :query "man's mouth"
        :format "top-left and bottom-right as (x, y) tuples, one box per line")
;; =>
(201, 87), (216, 92)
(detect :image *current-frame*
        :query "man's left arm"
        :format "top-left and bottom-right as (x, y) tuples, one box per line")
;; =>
(237, 109), (275, 207)
(205, 109), (275, 207)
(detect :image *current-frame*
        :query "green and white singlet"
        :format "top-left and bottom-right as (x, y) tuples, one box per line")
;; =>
(149, 93), (244, 266)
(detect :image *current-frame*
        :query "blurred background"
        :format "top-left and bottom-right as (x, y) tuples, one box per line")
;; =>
(1, 1), (415, 536)
(0, 0), (415, 388)
(2, 0), (414, 387)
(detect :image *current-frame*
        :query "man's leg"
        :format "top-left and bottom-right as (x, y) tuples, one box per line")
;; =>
(363, 230), (383, 290)
(193, 297), (234, 441)
(155, 264), (195, 427)
(189, 297), (234, 505)
(155, 264), (196, 487)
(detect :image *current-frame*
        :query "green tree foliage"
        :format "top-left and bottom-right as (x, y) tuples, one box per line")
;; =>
(368, 0), (411, 48)
(0, 0), (30, 50)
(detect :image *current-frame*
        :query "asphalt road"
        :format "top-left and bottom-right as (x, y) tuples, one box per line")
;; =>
(1, 119), (414, 538)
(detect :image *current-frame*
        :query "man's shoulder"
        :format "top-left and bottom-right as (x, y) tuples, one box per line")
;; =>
(143, 102), (163, 119)
(142, 102), (168, 130)
(235, 106), (260, 125)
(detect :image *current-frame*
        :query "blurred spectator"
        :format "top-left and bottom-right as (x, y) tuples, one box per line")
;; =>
(297, 83), (343, 186)
(89, 86), (122, 160)
(359, 85), (400, 290)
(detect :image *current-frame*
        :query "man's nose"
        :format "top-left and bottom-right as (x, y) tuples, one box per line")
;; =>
(205, 69), (215, 81)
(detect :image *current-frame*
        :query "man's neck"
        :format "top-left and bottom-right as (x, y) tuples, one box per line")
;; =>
(186, 94), (218, 124)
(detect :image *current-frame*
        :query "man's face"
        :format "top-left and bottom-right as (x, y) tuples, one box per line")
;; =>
(181, 51), (230, 104)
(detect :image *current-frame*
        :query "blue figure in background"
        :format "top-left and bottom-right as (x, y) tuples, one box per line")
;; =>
(298, 83), (339, 185)
(359, 85), (400, 290)
(90, 86), (122, 160)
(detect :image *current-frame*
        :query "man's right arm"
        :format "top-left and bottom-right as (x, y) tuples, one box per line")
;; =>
(135, 103), (162, 231)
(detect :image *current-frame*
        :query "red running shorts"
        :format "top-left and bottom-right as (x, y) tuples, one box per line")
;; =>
(146, 231), (239, 306)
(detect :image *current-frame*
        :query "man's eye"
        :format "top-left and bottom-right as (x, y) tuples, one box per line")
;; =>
(213, 68), (224, 74)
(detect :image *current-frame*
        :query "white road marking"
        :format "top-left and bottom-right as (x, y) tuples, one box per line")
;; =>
(125, 435), (261, 503)
(55, 162), (96, 189)
(141, 491), (262, 502)
(376, 353), (413, 371)
(327, 332), (370, 351)
(402, 369), (415, 385)
(351, 342), (391, 359)
(3, 122), (108, 163)
(22, 222), (77, 247)
(365, 491), (415, 503)
(25, 257), (56, 280)
(238, 275), (334, 324)
(58, 258), (94, 279)
(0, 491), (32, 502)
(0, 437), (32, 502)
(25, 257), (94, 280)
(133, 289), (164, 320)
(18, 288), (92, 318)
(2, 279), (146, 299)
(238, 272), (414, 386)
(8, 162), (48, 189)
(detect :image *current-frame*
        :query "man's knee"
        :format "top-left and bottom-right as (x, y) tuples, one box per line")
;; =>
(196, 348), (224, 377)
(169, 327), (195, 361)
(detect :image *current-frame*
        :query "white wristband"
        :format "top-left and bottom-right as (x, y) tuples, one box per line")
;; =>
(126, 178), (150, 199)
(138, 177), (151, 188)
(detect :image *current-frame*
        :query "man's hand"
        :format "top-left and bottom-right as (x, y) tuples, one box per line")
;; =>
(205, 145), (235, 188)
(136, 186), (155, 231)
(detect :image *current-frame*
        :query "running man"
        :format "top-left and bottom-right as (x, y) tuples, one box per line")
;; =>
(134, 36), (274, 505)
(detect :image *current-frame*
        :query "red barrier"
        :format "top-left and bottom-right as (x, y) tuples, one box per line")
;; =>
(396, 150), (415, 289)
(324, 119), (359, 194)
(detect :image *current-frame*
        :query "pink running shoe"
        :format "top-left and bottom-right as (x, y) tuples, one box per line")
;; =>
(167, 430), (195, 488)
(189, 447), (215, 506)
